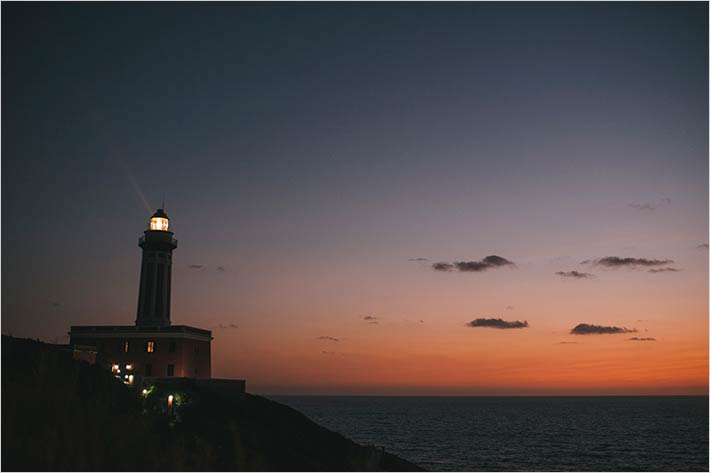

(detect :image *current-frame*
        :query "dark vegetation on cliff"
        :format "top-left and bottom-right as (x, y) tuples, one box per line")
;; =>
(2, 336), (422, 471)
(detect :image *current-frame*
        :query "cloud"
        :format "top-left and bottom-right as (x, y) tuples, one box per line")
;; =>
(433, 255), (515, 273)
(188, 264), (205, 270)
(697, 243), (709, 250)
(216, 323), (239, 329)
(627, 337), (656, 342)
(629, 198), (671, 211)
(557, 341), (580, 344)
(584, 257), (673, 268)
(506, 305), (514, 310)
(432, 262), (454, 271)
(408, 257), (429, 262)
(321, 351), (335, 355)
(362, 315), (380, 324)
(555, 270), (594, 279)
(467, 318), (528, 329)
(318, 336), (340, 342)
(647, 267), (680, 273)
(216, 266), (226, 272)
(570, 323), (637, 335)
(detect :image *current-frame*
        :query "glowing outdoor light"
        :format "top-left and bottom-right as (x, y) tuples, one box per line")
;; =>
(167, 395), (174, 407)
(142, 388), (148, 395)
(128, 375), (134, 384)
(149, 209), (169, 231)
(112, 364), (119, 372)
(126, 364), (133, 370)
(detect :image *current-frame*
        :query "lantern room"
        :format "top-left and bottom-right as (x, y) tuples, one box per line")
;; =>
(150, 208), (170, 231)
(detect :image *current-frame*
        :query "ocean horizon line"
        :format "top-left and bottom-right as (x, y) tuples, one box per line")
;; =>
(265, 393), (710, 398)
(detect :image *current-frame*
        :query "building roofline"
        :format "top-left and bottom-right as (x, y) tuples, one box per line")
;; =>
(69, 324), (212, 341)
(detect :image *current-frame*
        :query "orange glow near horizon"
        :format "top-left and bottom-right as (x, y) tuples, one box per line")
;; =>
(185, 255), (709, 396)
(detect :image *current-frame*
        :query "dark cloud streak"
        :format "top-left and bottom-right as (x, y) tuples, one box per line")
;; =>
(647, 267), (679, 273)
(433, 255), (515, 273)
(584, 257), (673, 268)
(570, 323), (637, 335)
(555, 270), (594, 279)
(467, 318), (528, 329)
(318, 336), (340, 342)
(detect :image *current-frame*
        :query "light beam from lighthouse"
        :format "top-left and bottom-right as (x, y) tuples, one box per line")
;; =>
(136, 208), (177, 327)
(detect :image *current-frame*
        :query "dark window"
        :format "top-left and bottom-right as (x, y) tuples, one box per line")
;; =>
(194, 345), (199, 353)
(167, 364), (174, 377)
(169, 341), (176, 353)
(145, 364), (152, 376)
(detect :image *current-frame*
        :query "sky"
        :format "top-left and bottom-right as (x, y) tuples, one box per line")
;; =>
(2, 2), (708, 395)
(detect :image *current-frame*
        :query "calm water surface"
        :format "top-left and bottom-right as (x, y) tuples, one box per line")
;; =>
(270, 396), (709, 471)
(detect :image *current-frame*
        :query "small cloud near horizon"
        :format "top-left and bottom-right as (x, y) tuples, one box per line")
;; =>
(467, 318), (528, 329)
(318, 336), (340, 342)
(628, 337), (656, 342)
(555, 270), (594, 279)
(647, 267), (680, 273)
(362, 315), (380, 324)
(628, 197), (671, 211)
(582, 257), (673, 268)
(433, 255), (515, 273)
(432, 262), (454, 271)
(696, 243), (708, 249)
(216, 323), (238, 329)
(570, 323), (637, 335)
(188, 264), (205, 270)
(408, 257), (429, 262)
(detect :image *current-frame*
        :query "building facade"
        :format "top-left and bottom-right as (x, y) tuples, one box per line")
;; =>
(70, 209), (212, 384)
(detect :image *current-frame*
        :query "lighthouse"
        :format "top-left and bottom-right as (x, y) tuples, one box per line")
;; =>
(136, 208), (177, 327)
(69, 208), (213, 380)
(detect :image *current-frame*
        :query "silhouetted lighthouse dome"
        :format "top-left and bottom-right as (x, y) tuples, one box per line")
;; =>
(150, 208), (170, 231)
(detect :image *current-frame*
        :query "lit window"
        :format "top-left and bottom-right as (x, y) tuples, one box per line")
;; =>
(128, 375), (134, 385)
(147, 341), (155, 353)
(167, 395), (174, 407)
(111, 364), (119, 373)
(150, 217), (169, 231)
(124, 341), (129, 353)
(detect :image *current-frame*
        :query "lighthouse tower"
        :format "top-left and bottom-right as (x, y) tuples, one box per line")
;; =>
(136, 208), (177, 327)
(69, 206), (226, 382)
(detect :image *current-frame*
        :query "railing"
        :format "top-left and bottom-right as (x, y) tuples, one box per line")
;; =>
(138, 235), (178, 246)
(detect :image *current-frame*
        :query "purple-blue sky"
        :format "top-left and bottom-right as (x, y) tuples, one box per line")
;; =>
(2, 3), (708, 394)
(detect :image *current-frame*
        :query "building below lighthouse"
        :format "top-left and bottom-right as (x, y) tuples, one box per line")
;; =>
(69, 209), (214, 383)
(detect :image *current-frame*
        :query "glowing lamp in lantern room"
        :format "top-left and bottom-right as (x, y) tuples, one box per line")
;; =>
(149, 209), (170, 231)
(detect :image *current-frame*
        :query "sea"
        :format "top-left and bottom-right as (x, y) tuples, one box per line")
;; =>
(270, 396), (709, 471)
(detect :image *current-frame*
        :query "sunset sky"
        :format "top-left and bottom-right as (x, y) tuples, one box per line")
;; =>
(2, 3), (708, 395)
